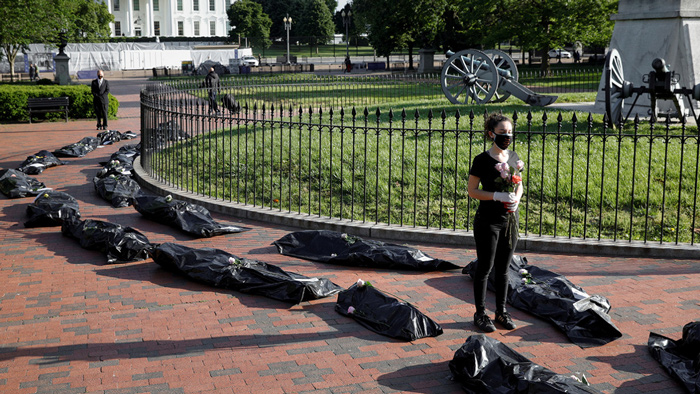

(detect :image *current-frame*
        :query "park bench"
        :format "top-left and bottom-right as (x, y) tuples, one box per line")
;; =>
(27, 97), (70, 123)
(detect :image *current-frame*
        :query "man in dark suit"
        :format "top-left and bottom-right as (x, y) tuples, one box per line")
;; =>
(91, 70), (110, 130)
(204, 67), (220, 114)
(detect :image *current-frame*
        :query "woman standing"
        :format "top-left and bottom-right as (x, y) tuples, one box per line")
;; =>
(467, 113), (523, 332)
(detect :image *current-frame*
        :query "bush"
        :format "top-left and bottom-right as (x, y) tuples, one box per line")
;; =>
(0, 85), (119, 122)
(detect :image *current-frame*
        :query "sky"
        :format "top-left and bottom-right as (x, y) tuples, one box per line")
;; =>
(336, 0), (350, 12)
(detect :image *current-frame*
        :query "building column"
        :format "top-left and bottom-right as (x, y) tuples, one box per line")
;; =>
(170, 0), (178, 36)
(145, 0), (154, 36)
(127, 0), (134, 36)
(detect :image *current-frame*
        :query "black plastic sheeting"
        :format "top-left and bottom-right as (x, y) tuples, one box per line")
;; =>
(133, 194), (247, 237)
(463, 256), (622, 348)
(96, 129), (137, 145)
(93, 174), (141, 208)
(25, 191), (80, 227)
(16, 150), (66, 174)
(649, 321), (700, 393)
(449, 335), (600, 393)
(273, 230), (460, 271)
(151, 242), (343, 304)
(61, 217), (153, 264)
(154, 120), (188, 142)
(335, 281), (443, 341)
(0, 169), (49, 198)
(96, 153), (135, 178)
(115, 143), (140, 159)
(53, 137), (99, 158)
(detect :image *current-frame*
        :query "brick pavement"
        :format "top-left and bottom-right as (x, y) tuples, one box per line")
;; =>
(0, 76), (697, 394)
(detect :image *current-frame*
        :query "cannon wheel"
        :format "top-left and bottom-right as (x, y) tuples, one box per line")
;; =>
(483, 49), (518, 103)
(441, 49), (499, 105)
(604, 48), (626, 127)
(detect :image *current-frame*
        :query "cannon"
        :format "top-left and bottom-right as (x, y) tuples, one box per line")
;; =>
(603, 48), (700, 127)
(440, 49), (558, 107)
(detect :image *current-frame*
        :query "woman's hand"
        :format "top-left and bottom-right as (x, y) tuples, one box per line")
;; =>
(493, 192), (517, 203)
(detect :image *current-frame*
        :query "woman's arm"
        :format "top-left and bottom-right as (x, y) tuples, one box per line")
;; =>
(468, 175), (495, 201)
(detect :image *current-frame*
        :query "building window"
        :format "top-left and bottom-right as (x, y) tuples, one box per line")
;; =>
(114, 0), (119, 11)
(177, 0), (182, 11)
(153, 0), (159, 11)
(193, 0), (199, 11)
(178, 21), (184, 36)
(135, 28), (142, 36)
(194, 21), (200, 36)
(133, 0), (139, 11)
(154, 21), (160, 36)
(114, 21), (121, 36)
(210, 21), (216, 36)
(209, 0), (215, 11)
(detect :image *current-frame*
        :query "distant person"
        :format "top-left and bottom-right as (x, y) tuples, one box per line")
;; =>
(91, 70), (110, 130)
(573, 50), (581, 64)
(203, 67), (220, 114)
(33, 64), (39, 80)
(28, 63), (35, 81)
(257, 54), (262, 65)
(344, 56), (352, 73)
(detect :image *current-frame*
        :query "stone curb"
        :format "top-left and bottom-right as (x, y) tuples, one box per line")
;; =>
(133, 159), (700, 259)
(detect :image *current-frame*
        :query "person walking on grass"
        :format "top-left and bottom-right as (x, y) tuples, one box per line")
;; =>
(467, 113), (524, 332)
(91, 70), (110, 130)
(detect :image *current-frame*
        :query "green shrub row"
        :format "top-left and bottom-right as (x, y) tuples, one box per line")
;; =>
(0, 85), (119, 122)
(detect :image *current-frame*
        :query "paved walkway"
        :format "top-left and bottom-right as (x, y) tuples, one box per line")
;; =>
(0, 77), (697, 394)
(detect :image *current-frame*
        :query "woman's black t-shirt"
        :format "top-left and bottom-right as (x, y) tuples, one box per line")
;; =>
(469, 150), (521, 217)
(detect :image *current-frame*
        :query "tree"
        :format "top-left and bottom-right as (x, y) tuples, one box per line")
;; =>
(436, 1), (501, 53)
(228, 0), (273, 49)
(254, 0), (304, 38)
(296, 0), (334, 47)
(353, 0), (446, 68)
(497, 0), (617, 71)
(66, 0), (114, 43)
(0, 0), (67, 81)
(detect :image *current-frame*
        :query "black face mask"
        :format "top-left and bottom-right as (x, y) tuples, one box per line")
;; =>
(493, 133), (512, 150)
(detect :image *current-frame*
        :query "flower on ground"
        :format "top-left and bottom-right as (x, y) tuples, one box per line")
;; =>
(519, 268), (534, 284)
(357, 279), (365, 287)
(347, 306), (355, 314)
(165, 195), (173, 202)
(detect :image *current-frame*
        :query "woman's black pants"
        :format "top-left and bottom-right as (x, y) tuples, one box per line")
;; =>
(472, 211), (518, 314)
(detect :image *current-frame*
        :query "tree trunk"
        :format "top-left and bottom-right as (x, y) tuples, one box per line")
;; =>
(2, 45), (19, 82)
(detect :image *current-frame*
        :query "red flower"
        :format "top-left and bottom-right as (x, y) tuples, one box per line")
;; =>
(512, 174), (522, 184)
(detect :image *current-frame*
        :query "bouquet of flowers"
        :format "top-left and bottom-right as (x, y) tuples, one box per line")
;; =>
(494, 160), (524, 211)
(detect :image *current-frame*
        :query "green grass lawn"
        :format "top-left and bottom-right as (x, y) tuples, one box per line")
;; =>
(148, 77), (700, 244)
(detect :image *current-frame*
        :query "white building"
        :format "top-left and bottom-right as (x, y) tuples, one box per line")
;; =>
(104, 0), (235, 37)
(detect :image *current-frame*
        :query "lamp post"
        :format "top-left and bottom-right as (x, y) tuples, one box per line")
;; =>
(283, 15), (292, 65)
(341, 5), (351, 59)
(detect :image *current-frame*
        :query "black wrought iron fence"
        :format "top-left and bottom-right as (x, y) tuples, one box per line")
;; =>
(140, 79), (700, 245)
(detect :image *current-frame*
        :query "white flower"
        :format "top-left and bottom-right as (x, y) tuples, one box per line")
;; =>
(519, 268), (528, 275)
(356, 279), (365, 287)
(521, 278), (528, 284)
(347, 306), (355, 314)
(228, 257), (237, 265)
(330, 253), (337, 257)
(516, 160), (525, 171)
(165, 195), (173, 202)
(341, 233), (348, 240)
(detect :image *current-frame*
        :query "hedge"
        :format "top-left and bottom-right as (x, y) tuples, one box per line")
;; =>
(0, 84), (119, 122)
